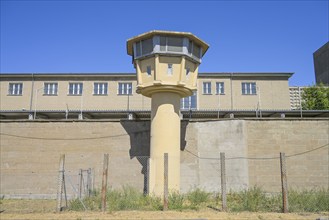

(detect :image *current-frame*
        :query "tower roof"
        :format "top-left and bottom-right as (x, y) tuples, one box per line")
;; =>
(126, 30), (209, 56)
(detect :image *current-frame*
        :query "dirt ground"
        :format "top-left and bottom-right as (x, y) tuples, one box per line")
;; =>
(1, 199), (328, 220)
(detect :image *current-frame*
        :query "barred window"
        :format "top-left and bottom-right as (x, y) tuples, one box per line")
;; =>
(94, 82), (108, 95)
(118, 82), (132, 95)
(68, 83), (83, 95)
(242, 82), (257, 95)
(203, 82), (211, 94)
(44, 83), (58, 95)
(216, 82), (224, 94)
(8, 83), (23, 95)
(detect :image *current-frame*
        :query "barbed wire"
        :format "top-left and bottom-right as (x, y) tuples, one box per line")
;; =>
(185, 143), (329, 161)
(0, 132), (128, 140)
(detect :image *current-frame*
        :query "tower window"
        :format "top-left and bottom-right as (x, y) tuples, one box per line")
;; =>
(167, 64), (173, 75)
(186, 68), (190, 76)
(147, 66), (152, 76)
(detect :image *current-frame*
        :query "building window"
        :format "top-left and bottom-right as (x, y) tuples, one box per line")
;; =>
(216, 82), (224, 94)
(68, 83), (83, 95)
(8, 83), (23, 95)
(242, 82), (257, 95)
(181, 91), (197, 110)
(203, 82), (211, 94)
(167, 64), (173, 75)
(147, 66), (152, 76)
(118, 82), (132, 95)
(94, 82), (108, 95)
(44, 83), (58, 95)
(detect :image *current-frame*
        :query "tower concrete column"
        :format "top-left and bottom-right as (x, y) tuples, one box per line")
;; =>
(149, 92), (181, 195)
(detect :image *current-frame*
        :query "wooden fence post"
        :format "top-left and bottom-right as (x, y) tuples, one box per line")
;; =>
(163, 153), (169, 211)
(280, 152), (289, 213)
(220, 152), (227, 211)
(146, 157), (150, 195)
(101, 154), (109, 212)
(79, 169), (83, 199)
(56, 154), (65, 213)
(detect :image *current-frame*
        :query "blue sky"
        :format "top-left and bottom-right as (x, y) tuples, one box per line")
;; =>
(1, 0), (328, 86)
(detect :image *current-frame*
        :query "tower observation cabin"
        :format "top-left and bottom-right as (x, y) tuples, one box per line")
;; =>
(127, 30), (209, 98)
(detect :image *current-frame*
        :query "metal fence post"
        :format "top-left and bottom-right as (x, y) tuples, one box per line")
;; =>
(163, 153), (169, 211)
(220, 152), (227, 211)
(101, 154), (109, 212)
(280, 152), (289, 213)
(56, 154), (65, 213)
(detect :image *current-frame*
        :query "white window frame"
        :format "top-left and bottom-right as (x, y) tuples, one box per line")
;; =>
(216, 82), (224, 94)
(203, 82), (212, 94)
(93, 82), (108, 95)
(242, 82), (257, 95)
(8, 83), (23, 95)
(118, 82), (132, 95)
(44, 82), (58, 95)
(68, 82), (83, 95)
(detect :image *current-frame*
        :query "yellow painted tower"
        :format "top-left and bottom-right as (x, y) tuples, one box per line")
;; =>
(127, 30), (209, 196)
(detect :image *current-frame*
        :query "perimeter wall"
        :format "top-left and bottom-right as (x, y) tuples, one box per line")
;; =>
(0, 119), (328, 198)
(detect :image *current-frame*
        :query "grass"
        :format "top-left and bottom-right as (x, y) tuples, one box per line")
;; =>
(68, 186), (329, 213)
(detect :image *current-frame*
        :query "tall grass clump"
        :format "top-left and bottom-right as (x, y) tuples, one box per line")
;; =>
(168, 191), (186, 210)
(107, 185), (162, 211)
(288, 188), (329, 212)
(187, 188), (210, 210)
(227, 186), (281, 212)
(68, 190), (101, 211)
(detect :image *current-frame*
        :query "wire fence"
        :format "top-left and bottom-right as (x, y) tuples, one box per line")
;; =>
(1, 143), (328, 213)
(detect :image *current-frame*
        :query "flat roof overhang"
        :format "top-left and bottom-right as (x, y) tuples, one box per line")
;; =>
(126, 30), (209, 56)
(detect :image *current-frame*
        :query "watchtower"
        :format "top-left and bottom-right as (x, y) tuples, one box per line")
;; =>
(127, 30), (209, 195)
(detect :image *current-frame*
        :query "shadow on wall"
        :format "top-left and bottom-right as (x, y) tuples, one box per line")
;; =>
(121, 120), (151, 194)
(121, 120), (189, 193)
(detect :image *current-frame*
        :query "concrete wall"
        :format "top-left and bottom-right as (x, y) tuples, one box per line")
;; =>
(0, 119), (328, 198)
